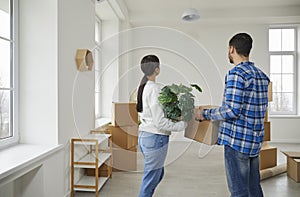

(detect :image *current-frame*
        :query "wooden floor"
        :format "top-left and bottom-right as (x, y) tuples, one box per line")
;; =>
(75, 141), (300, 197)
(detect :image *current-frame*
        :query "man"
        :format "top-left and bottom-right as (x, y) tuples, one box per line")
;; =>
(197, 33), (269, 197)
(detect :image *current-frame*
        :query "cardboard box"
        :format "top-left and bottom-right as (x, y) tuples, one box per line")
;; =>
(109, 125), (138, 149)
(262, 141), (268, 147)
(184, 106), (219, 145)
(268, 82), (273, 102)
(112, 146), (137, 172)
(185, 120), (219, 145)
(282, 151), (300, 182)
(264, 110), (268, 122)
(112, 102), (138, 127)
(86, 158), (112, 177)
(263, 121), (271, 141)
(260, 145), (277, 170)
(75, 49), (93, 71)
(288, 158), (300, 182)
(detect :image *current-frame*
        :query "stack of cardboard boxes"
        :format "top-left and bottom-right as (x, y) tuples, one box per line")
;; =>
(259, 82), (277, 170)
(110, 103), (138, 172)
(263, 82), (300, 182)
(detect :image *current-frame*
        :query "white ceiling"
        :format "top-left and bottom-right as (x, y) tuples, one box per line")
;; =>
(96, 0), (116, 20)
(124, 0), (300, 11)
(123, 0), (300, 26)
(0, 0), (9, 12)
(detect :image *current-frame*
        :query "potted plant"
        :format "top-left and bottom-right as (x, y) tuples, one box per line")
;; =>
(158, 83), (202, 122)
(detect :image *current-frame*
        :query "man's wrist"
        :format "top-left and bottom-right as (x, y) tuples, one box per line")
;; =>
(202, 109), (209, 120)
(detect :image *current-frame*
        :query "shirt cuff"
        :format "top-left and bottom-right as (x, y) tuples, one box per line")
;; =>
(203, 109), (210, 120)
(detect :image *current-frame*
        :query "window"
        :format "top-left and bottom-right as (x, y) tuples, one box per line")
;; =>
(269, 27), (297, 115)
(0, 0), (18, 147)
(95, 17), (102, 119)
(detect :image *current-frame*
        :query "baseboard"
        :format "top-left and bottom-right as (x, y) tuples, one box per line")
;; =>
(269, 139), (300, 144)
(64, 191), (70, 197)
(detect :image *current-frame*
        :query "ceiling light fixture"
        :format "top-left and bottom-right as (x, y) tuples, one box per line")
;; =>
(181, 8), (200, 22)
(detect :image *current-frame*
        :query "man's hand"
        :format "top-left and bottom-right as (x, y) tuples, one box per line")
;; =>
(195, 106), (205, 121)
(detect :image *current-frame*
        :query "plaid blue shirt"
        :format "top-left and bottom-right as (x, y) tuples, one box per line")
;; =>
(203, 61), (270, 156)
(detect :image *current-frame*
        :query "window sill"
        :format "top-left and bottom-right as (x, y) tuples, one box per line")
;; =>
(95, 117), (111, 128)
(269, 115), (300, 119)
(0, 143), (63, 187)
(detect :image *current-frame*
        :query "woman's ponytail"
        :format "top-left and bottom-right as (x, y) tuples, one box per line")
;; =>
(136, 55), (160, 112)
(136, 75), (148, 112)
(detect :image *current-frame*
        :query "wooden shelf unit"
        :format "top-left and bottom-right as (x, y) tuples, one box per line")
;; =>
(71, 133), (112, 197)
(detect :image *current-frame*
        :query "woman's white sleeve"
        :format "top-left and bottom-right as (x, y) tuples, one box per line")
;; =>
(148, 86), (186, 132)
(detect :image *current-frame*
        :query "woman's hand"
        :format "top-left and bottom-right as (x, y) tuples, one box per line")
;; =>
(195, 106), (205, 121)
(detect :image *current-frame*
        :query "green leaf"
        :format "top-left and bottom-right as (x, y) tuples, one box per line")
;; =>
(190, 84), (202, 93)
(168, 84), (180, 94)
(179, 84), (192, 93)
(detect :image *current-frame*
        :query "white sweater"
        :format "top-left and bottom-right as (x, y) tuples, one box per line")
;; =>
(138, 81), (186, 135)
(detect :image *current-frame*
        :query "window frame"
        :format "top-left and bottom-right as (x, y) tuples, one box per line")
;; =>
(0, 0), (18, 149)
(268, 26), (298, 115)
(94, 16), (102, 120)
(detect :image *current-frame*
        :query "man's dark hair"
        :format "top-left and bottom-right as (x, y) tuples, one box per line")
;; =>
(229, 33), (253, 57)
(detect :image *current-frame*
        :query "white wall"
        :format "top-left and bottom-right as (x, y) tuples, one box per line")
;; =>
(58, 0), (95, 194)
(127, 27), (223, 105)
(298, 25), (300, 116)
(13, 149), (64, 197)
(17, 0), (96, 196)
(0, 147), (65, 197)
(118, 21), (133, 102)
(19, 0), (58, 145)
(57, 0), (95, 144)
(17, 1), (66, 193)
(100, 20), (120, 117)
(269, 117), (300, 143)
(129, 24), (269, 106)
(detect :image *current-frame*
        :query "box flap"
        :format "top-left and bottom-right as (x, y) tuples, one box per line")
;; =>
(294, 159), (300, 162)
(202, 105), (219, 109)
(261, 144), (276, 150)
(281, 151), (300, 158)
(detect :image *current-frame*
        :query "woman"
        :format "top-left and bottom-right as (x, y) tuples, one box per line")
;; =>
(136, 55), (187, 197)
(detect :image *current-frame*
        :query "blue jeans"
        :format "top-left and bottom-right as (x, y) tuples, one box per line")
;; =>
(138, 131), (169, 197)
(224, 145), (263, 197)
